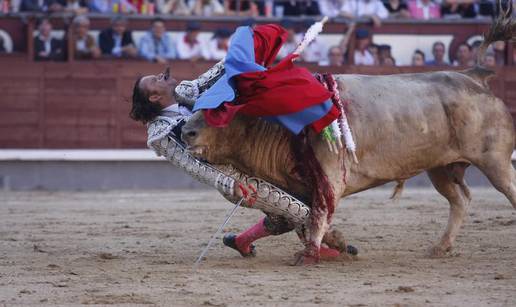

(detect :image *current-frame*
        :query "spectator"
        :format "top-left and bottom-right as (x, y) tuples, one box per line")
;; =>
(382, 56), (396, 66)
(481, 50), (496, 68)
(139, 18), (176, 63)
(412, 49), (425, 66)
(192, 0), (225, 16)
(383, 0), (410, 18)
(453, 42), (474, 67)
(157, 0), (191, 15)
(378, 44), (392, 64)
(99, 16), (137, 58)
(353, 28), (375, 65)
(20, 0), (41, 11)
(407, 0), (440, 19)
(297, 19), (328, 63)
(318, 0), (346, 18)
(320, 46), (345, 66)
(277, 19), (300, 59)
(20, 0), (64, 12)
(175, 21), (203, 61)
(202, 28), (231, 60)
(441, 0), (477, 19)
(275, 0), (320, 16)
(224, 0), (260, 16)
(478, 0), (495, 18)
(340, 0), (389, 27)
(337, 22), (356, 57)
(89, 0), (136, 13)
(426, 41), (448, 66)
(34, 18), (64, 61)
(368, 43), (380, 65)
(470, 40), (503, 66)
(64, 0), (88, 14)
(71, 15), (100, 60)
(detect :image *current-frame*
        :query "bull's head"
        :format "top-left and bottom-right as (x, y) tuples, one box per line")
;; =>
(181, 111), (245, 165)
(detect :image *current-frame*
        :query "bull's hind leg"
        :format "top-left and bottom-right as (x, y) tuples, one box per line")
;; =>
(426, 163), (472, 258)
(474, 156), (516, 209)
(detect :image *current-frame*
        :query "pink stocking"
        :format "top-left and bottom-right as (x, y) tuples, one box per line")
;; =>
(235, 217), (271, 254)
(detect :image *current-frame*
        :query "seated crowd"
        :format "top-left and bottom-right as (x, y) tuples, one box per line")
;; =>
(31, 16), (233, 61)
(27, 15), (506, 67)
(2, 0), (507, 20)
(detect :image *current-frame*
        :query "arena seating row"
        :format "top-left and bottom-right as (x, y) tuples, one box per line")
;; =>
(0, 13), (514, 65)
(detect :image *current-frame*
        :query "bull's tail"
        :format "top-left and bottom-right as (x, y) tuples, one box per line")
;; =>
(476, 1), (516, 65)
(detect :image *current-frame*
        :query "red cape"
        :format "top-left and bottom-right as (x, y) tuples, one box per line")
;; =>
(204, 24), (338, 133)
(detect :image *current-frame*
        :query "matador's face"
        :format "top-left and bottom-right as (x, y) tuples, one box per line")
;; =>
(139, 67), (178, 102)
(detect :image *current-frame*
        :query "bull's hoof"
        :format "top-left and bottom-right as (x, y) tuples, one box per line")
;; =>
(293, 252), (320, 266)
(222, 233), (256, 258)
(426, 245), (451, 258)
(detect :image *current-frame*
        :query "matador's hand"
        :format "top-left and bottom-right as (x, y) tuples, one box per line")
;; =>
(237, 183), (258, 206)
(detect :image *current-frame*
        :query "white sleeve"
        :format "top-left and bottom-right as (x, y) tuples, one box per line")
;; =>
(376, 0), (389, 19)
(318, 0), (338, 17)
(175, 33), (190, 59)
(201, 39), (213, 60)
(211, 0), (224, 14)
(340, 0), (354, 15)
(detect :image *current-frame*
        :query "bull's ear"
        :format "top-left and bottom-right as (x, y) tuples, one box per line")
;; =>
(149, 94), (161, 103)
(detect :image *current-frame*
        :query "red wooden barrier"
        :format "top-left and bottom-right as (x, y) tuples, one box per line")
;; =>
(0, 58), (514, 149)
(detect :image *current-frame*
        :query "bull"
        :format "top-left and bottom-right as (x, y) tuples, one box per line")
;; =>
(181, 16), (516, 265)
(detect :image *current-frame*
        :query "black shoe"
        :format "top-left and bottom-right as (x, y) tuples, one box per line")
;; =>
(222, 233), (256, 258)
(346, 244), (358, 256)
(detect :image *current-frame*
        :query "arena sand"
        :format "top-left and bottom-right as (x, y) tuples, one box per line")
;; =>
(0, 188), (514, 306)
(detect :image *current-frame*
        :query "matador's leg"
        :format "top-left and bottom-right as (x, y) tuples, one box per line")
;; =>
(223, 213), (357, 259)
(222, 214), (295, 257)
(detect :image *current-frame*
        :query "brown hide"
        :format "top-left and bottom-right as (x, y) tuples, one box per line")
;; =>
(182, 68), (516, 261)
(183, 69), (514, 200)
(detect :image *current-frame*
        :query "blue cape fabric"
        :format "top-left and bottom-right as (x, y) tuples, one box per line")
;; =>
(263, 99), (334, 135)
(193, 26), (264, 112)
(192, 26), (333, 134)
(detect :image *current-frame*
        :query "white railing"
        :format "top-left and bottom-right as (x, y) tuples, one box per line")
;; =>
(1, 149), (515, 162)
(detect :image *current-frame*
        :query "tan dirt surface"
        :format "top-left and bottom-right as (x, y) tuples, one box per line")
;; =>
(0, 188), (515, 306)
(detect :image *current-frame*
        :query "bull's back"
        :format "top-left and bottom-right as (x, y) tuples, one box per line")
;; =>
(334, 71), (496, 188)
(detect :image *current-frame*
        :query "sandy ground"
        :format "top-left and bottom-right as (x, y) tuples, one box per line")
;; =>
(0, 188), (515, 307)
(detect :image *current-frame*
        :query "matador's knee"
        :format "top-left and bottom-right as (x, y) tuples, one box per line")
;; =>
(263, 214), (296, 235)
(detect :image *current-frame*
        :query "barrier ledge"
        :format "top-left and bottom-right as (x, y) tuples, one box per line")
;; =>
(1, 149), (515, 161)
(0, 149), (162, 161)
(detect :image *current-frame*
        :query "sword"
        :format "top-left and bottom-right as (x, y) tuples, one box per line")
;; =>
(193, 197), (245, 269)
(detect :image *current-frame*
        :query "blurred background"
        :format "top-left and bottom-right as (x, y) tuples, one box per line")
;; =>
(0, 0), (515, 190)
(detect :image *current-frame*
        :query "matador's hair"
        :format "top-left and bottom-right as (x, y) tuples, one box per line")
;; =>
(129, 76), (163, 124)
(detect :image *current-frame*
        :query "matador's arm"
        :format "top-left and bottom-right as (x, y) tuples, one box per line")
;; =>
(147, 115), (310, 225)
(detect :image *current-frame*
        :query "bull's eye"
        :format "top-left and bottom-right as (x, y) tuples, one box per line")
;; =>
(186, 131), (197, 138)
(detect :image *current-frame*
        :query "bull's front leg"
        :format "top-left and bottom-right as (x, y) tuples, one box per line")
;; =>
(290, 131), (346, 265)
(295, 206), (330, 265)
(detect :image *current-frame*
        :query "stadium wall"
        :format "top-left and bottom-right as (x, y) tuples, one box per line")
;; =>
(0, 58), (515, 149)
